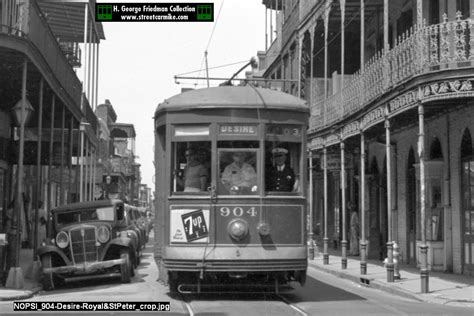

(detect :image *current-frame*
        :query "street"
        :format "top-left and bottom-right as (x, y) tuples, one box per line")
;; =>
(0, 234), (472, 316)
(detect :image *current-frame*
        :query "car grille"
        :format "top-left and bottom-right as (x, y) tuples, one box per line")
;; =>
(69, 227), (97, 264)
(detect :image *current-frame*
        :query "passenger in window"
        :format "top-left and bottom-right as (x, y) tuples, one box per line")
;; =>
(221, 151), (257, 194)
(266, 147), (296, 192)
(175, 148), (208, 192)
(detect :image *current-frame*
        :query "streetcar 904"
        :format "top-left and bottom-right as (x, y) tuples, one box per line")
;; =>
(153, 84), (309, 293)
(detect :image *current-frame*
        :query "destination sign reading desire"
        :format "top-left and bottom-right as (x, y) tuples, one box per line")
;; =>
(220, 125), (257, 135)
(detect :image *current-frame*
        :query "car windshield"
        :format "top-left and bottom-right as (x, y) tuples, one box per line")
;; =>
(56, 206), (115, 225)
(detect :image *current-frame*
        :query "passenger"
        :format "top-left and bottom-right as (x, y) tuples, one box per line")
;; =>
(266, 147), (296, 192)
(221, 151), (257, 194)
(175, 148), (208, 192)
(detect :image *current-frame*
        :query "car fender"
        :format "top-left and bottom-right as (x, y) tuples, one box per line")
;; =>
(37, 245), (71, 265)
(108, 236), (135, 250)
(102, 237), (136, 261)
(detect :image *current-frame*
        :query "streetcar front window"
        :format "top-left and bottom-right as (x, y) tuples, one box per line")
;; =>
(218, 141), (259, 195)
(172, 141), (211, 194)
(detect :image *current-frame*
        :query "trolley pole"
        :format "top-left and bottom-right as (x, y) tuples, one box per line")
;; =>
(205, 50), (210, 88)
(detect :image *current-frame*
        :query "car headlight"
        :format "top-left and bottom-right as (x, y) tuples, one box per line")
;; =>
(97, 226), (110, 243)
(56, 231), (69, 248)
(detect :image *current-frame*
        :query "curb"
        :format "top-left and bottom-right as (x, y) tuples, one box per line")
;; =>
(308, 264), (425, 303)
(0, 285), (42, 302)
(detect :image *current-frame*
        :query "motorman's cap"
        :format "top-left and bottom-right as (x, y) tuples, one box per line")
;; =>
(272, 147), (288, 155)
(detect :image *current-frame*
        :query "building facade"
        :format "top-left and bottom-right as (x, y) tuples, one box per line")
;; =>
(0, 0), (109, 287)
(95, 100), (141, 205)
(259, 0), (474, 276)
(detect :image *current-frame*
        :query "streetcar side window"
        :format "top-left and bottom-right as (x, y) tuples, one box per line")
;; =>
(171, 141), (211, 194)
(265, 142), (302, 194)
(218, 148), (258, 195)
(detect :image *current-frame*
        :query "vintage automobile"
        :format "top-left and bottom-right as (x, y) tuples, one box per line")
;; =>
(126, 205), (147, 249)
(37, 199), (140, 290)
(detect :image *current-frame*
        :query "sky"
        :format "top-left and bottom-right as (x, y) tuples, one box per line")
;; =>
(96, 0), (267, 191)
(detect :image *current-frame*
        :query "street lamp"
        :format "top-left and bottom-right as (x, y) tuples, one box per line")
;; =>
(6, 97), (34, 289)
(12, 98), (34, 127)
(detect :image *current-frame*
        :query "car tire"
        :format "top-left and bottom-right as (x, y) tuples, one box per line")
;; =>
(120, 249), (131, 283)
(41, 254), (55, 291)
(168, 273), (179, 293)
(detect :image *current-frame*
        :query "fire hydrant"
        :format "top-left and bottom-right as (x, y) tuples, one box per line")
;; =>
(393, 241), (401, 280)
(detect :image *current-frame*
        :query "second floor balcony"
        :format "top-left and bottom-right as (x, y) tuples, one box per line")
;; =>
(309, 12), (474, 133)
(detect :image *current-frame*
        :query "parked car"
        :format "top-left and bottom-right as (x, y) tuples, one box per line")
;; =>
(37, 200), (139, 290)
(127, 205), (147, 248)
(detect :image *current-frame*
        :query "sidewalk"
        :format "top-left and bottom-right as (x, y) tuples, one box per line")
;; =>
(308, 249), (474, 306)
(0, 249), (42, 301)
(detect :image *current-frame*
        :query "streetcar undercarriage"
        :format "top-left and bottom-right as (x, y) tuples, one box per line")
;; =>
(167, 269), (306, 294)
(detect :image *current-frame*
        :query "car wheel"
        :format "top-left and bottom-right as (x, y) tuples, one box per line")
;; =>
(168, 273), (179, 293)
(120, 249), (131, 283)
(41, 254), (55, 291)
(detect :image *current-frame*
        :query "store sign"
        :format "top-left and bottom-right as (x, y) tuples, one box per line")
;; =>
(321, 153), (353, 170)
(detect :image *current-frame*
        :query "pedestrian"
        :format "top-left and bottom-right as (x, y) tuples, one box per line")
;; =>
(349, 202), (360, 256)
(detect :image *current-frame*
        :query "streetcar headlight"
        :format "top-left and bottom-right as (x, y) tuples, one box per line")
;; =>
(97, 226), (110, 243)
(56, 231), (69, 248)
(227, 219), (249, 241)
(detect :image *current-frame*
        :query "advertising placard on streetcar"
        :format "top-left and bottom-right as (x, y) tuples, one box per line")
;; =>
(170, 208), (210, 243)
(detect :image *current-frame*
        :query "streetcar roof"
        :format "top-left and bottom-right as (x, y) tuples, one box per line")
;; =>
(155, 85), (308, 115)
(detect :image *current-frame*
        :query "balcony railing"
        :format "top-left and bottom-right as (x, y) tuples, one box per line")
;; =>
(310, 12), (474, 132)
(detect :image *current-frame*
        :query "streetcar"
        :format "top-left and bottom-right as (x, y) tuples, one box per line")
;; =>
(153, 84), (309, 293)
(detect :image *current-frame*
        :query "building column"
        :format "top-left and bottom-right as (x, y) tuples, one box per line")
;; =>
(323, 146), (329, 264)
(340, 0), (346, 90)
(68, 117), (74, 204)
(323, 1), (331, 100)
(308, 149), (315, 259)
(6, 59), (28, 289)
(341, 140), (347, 269)
(360, 131), (367, 274)
(85, 138), (89, 201)
(418, 103), (429, 293)
(79, 122), (85, 202)
(33, 78), (44, 257)
(360, 0), (365, 103)
(309, 24), (315, 108)
(385, 116), (394, 282)
(298, 35), (302, 98)
(47, 96), (55, 216)
(59, 106), (65, 205)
